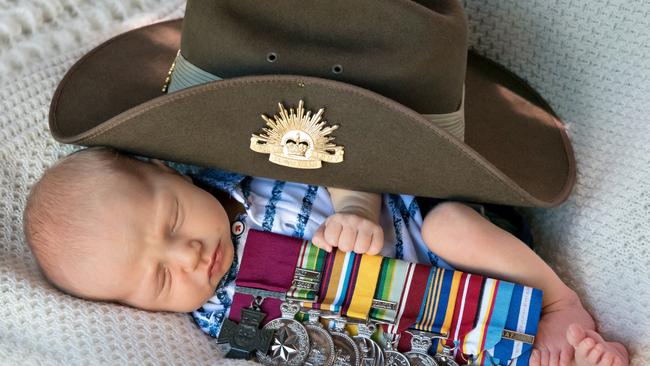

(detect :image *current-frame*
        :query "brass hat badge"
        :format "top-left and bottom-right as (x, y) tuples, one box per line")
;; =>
(250, 100), (344, 169)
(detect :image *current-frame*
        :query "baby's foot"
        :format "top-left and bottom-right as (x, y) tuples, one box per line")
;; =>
(566, 323), (629, 366)
(527, 290), (602, 366)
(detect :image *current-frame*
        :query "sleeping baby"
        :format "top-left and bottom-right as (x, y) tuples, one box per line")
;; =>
(22, 146), (628, 366)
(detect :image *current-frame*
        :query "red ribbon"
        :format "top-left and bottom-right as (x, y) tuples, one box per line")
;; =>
(228, 230), (303, 324)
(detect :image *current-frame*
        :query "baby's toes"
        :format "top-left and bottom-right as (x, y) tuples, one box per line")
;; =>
(530, 349), (542, 366)
(598, 350), (616, 366)
(586, 342), (605, 365)
(549, 350), (562, 366)
(567, 323), (587, 348)
(610, 342), (629, 365)
(611, 353), (625, 366)
(559, 343), (574, 366)
(539, 347), (551, 366)
(575, 336), (596, 360)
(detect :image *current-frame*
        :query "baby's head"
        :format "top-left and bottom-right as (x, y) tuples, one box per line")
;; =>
(23, 147), (234, 312)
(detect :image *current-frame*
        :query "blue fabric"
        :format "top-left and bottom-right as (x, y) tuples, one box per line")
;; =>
(191, 213), (243, 338)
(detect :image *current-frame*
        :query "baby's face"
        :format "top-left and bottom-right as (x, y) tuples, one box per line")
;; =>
(71, 160), (234, 312)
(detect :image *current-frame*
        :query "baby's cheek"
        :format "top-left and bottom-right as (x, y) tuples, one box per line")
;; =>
(166, 276), (213, 312)
(178, 286), (213, 312)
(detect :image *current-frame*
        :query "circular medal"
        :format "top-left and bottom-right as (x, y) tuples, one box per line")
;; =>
(331, 330), (361, 366)
(384, 350), (410, 366)
(404, 351), (439, 366)
(353, 335), (385, 366)
(303, 322), (336, 366)
(257, 303), (310, 366)
(432, 344), (461, 366)
(404, 331), (438, 366)
(433, 353), (459, 366)
(257, 318), (310, 365)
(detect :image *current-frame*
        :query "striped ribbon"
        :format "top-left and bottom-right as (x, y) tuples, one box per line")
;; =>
(442, 273), (484, 362)
(369, 258), (412, 324)
(310, 249), (383, 320)
(388, 264), (432, 352)
(287, 239), (328, 302)
(341, 253), (383, 320)
(412, 267), (462, 336)
(461, 279), (514, 362)
(312, 250), (355, 313)
(382, 262), (416, 335)
(482, 286), (543, 366)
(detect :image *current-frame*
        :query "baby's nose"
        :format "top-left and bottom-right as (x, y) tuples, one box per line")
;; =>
(171, 239), (203, 272)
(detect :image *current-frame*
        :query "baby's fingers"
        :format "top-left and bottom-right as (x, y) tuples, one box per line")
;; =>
(311, 225), (332, 252)
(353, 230), (372, 254)
(367, 227), (384, 255)
(338, 226), (356, 252)
(323, 220), (343, 248)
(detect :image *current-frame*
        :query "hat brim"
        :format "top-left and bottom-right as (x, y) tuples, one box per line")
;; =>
(49, 19), (575, 207)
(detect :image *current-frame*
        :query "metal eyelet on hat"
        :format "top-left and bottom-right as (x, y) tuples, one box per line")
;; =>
(331, 64), (343, 74)
(266, 52), (278, 63)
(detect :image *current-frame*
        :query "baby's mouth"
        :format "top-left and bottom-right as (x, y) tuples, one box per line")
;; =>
(208, 240), (222, 279)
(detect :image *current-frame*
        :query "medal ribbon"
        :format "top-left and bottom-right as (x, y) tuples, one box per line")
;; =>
(310, 249), (384, 318)
(382, 262), (415, 334)
(461, 279), (514, 360)
(229, 230), (304, 324)
(227, 230), (542, 365)
(311, 250), (355, 313)
(369, 257), (411, 324)
(382, 263), (431, 353)
(442, 273), (484, 362)
(341, 253), (383, 320)
(412, 267), (462, 336)
(286, 239), (328, 302)
(484, 286), (543, 365)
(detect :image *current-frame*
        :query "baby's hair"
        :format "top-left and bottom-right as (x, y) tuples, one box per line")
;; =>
(22, 146), (144, 299)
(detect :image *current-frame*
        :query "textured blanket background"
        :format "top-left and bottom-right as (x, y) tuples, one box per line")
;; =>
(1, 0), (648, 365)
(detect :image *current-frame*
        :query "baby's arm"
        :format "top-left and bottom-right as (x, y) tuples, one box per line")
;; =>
(421, 202), (577, 310)
(311, 187), (384, 255)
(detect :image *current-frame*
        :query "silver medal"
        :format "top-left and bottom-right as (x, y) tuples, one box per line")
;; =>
(256, 302), (310, 366)
(433, 344), (459, 366)
(353, 323), (385, 366)
(330, 318), (361, 366)
(385, 350), (411, 366)
(428, 333), (459, 366)
(382, 333), (411, 366)
(303, 310), (336, 366)
(404, 332), (439, 366)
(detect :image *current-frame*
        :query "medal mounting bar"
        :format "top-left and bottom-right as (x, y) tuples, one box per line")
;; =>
(235, 286), (287, 301)
(502, 329), (535, 344)
(370, 299), (398, 311)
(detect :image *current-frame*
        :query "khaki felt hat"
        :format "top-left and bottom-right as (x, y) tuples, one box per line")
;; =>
(49, 0), (575, 207)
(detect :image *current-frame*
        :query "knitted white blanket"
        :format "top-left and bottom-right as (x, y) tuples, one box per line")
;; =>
(1, 1), (648, 365)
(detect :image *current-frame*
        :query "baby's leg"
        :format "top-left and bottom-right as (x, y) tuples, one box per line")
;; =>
(420, 202), (628, 366)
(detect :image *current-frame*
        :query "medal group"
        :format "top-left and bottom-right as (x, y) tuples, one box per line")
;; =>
(217, 230), (540, 366)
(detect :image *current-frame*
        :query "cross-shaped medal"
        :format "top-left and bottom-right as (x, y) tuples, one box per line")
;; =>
(216, 307), (274, 359)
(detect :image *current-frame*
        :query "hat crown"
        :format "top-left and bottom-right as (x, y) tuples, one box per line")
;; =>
(180, 0), (468, 114)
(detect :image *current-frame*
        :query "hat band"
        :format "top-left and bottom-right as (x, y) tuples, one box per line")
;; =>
(166, 51), (465, 141)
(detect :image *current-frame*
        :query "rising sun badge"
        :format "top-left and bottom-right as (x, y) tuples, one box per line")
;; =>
(250, 100), (344, 169)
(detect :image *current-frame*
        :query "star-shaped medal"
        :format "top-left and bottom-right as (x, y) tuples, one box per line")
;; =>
(270, 327), (299, 361)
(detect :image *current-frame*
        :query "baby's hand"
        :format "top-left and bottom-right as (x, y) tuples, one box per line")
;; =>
(312, 213), (384, 255)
